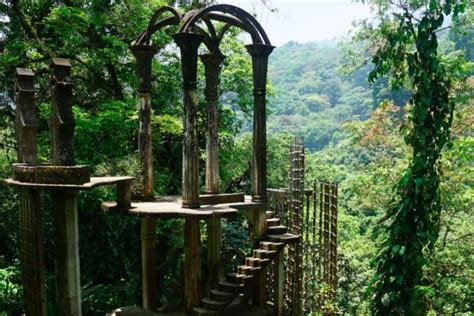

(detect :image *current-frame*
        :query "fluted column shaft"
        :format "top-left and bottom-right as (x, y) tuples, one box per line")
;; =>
(201, 53), (225, 194)
(131, 44), (159, 312)
(246, 44), (274, 203)
(174, 33), (204, 209)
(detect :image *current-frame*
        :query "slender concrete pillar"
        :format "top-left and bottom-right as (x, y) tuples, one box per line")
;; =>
(49, 58), (82, 316)
(130, 45), (156, 200)
(201, 53), (225, 293)
(131, 44), (159, 311)
(173, 32), (204, 209)
(245, 44), (274, 203)
(274, 250), (285, 316)
(206, 216), (221, 291)
(52, 190), (81, 316)
(15, 68), (48, 316)
(200, 53), (225, 195)
(141, 216), (158, 311)
(184, 218), (201, 312)
(249, 207), (268, 307)
(174, 32), (205, 312)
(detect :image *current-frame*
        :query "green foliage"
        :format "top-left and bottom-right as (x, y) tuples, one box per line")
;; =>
(0, 0), (262, 313)
(355, 1), (471, 314)
(0, 265), (23, 315)
(0, 1), (471, 315)
(268, 40), (411, 151)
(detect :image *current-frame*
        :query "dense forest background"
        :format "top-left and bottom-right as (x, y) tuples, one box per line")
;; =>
(0, 0), (472, 315)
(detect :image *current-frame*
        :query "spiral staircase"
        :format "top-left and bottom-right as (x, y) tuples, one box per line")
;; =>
(193, 210), (299, 315)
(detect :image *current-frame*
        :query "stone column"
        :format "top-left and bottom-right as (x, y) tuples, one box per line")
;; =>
(174, 32), (204, 313)
(274, 250), (285, 316)
(184, 218), (202, 312)
(49, 58), (81, 316)
(52, 190), (81, 316)
(173, 32), (204, 209)
(131, 44), (159, 312)
(245, 44), (274, 203)
(15, 68), (47, 316)
(200, 53), (225, 195)
(206, 216), (222, 291)
(200, 53), (225, 293)
(130, 45), (156, 199)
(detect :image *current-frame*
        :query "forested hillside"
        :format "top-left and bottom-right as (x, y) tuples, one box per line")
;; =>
(0, 1), (472, 315)
(267, 40), (412, 151)
(262, 11), (472, 312)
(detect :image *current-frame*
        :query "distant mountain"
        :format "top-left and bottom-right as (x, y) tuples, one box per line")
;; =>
(267, 40), (409, 151)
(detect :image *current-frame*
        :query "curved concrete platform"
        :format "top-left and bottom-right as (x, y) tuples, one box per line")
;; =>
(101, 195), (267, 220)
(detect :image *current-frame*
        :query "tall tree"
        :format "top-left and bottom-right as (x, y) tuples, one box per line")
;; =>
(357, 0), (470, 314)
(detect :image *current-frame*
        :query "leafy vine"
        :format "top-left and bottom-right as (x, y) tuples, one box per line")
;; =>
(364, 0), (469, 314)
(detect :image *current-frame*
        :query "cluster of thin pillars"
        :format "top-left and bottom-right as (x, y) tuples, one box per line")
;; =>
(15, 59), (82, 316)
(131, 30), (273, 312)
(15, 28), (274, 316)
(266, 152), (339, 314)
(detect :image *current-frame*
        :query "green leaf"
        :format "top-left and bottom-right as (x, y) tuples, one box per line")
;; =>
(399, 246), (406, 256)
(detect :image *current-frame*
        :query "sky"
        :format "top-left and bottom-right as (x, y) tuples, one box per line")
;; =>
(217, 0), (374, 46)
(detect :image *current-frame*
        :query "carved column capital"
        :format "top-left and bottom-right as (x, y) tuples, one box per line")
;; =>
(15, 68), (38, 165)
(49, 58), (75, 166)
(173, 32), (204, 90)
(130, 44), (158, 94)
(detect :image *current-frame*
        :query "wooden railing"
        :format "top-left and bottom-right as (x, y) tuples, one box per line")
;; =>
(266, 138), (339, 315)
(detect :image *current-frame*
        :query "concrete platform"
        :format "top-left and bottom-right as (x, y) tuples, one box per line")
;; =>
(4, 176), (133, 190)
(109, 303), (274, 316)
(102, 195), (267, 220)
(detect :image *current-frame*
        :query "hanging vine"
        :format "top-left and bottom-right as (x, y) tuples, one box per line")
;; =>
(361, 0), (470, 314)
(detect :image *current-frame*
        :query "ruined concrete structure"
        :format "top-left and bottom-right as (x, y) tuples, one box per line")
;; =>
(5, 4), (338, 316)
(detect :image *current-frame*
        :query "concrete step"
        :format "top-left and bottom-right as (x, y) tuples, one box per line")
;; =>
(218, 280), (243, 293)
(245, 257), (270, 267)
(266, 218), (280, 227)
(193, 307), (218, 315)
(210, 289), (234, 302)
(267, 233), (300, 244)
(253, 249), (277, 259)
(267, 225), (287, 235)
(227, 272), (253, 284)
(238, 265), (261, 276)
(202, 297), (227, 311)
(266, 211), (274, 219)
(260, 241), (284, 251)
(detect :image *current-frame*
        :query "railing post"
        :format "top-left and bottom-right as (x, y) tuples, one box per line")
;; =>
(330, 184), (338, 302)
(288, 137), (304, 316)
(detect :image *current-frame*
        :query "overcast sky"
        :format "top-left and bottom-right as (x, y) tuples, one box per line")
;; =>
(217, 0), (374, 46)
